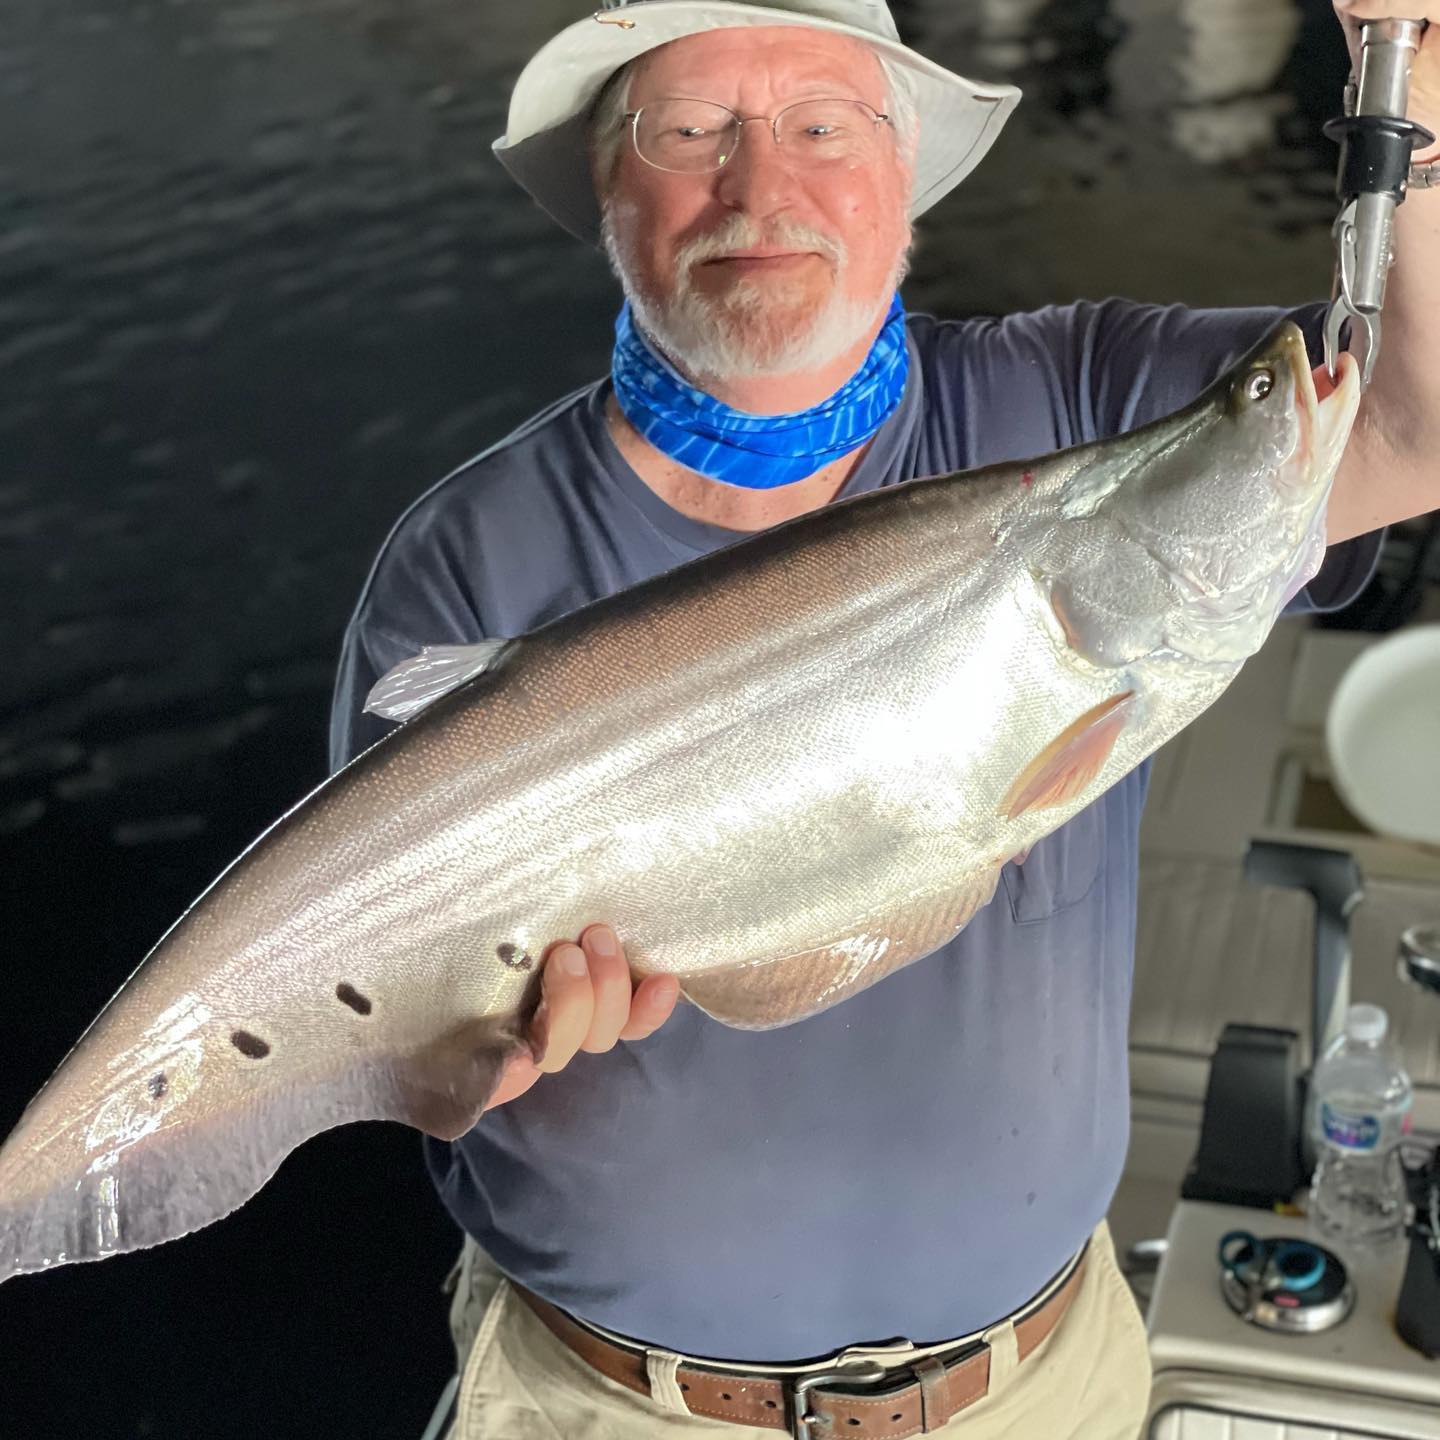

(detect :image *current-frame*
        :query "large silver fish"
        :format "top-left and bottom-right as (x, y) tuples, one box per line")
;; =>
(0, 322), (1358, 1284)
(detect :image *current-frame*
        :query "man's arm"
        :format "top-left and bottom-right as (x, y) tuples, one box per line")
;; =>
(1326, 0), (1440, 544)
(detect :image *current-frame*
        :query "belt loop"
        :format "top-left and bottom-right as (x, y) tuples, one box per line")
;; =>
(643, 1349), (692, 1414)
(441, 1249), (464, 1298)
(980, 1318), (1019, 1396)
(913, 1355), (955, 1430)
(446, 1238), (482, 1370)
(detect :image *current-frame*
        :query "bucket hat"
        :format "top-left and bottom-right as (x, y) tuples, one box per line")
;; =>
(493, 0), (1022, 246)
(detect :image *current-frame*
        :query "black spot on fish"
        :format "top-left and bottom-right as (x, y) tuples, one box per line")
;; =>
(1026, 1191), (1037, 1207)
(148, 1073), (168, 1100)
(231, 1030), (271, 1059)
(336, 982), (373, 1015)
(496, 942), (533, 971)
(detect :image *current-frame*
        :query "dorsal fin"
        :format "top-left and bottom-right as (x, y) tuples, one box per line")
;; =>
(363, 640), (512, 721)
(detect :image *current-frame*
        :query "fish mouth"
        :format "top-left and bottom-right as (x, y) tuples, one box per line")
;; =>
(1295, 334), (1361, 479)
(1260, 321), (1359, 486)
(1276, 331), (1360, 607)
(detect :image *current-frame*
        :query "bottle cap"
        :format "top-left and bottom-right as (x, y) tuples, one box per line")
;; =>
(1344, 1003), (1388, 1043)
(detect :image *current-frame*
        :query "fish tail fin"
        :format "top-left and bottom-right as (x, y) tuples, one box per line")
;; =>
(0, 1016), (522, 1285)
(0, 1064), (398, 1284)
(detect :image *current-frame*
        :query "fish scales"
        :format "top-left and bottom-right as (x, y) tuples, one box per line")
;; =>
(0, 322), (1360, 1283)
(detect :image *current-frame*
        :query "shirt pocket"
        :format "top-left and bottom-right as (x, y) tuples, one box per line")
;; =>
(1001, 800), (1105, 924)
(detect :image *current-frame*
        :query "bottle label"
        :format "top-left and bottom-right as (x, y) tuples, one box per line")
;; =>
(1320, 1101), (1382, 1151)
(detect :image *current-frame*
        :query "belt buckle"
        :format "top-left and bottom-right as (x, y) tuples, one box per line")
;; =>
(789, 1340), (917, 1439)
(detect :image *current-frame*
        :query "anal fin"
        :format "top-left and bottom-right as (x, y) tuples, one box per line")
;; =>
(679, 866), (1004, 1030)
(397, 1013), (529, 1139)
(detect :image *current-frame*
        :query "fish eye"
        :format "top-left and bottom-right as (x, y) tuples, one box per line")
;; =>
(1244, 368), (1275, 402)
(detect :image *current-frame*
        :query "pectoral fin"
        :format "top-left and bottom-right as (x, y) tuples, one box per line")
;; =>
(1000, 691), (1135, 821)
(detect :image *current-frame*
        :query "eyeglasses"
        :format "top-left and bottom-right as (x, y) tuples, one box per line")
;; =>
(622, 97), (894, 175)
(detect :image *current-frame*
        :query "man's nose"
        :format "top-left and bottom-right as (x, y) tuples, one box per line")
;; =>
(713, 119), (797, 215)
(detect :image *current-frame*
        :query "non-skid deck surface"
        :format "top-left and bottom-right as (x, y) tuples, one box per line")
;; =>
(1132, 856), (1440, 1124)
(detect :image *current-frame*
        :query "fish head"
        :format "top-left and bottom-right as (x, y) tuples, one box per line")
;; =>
(1097, 321), (1361, 664)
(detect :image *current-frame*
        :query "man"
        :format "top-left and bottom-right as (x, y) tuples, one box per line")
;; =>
(330, 3), (1440, 1435)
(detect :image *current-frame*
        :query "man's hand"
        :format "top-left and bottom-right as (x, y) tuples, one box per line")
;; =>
(1332, 3), (1440, 156)
(484, 924), (681, 1111)
(1323, 4), (1440, 543)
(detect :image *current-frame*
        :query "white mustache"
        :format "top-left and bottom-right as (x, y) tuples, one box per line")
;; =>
(599, 199), (887, 382)
(674, 215), (846, 278)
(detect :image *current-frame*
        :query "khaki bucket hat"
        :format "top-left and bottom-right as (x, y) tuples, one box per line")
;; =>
(493, 0), (1022, 245)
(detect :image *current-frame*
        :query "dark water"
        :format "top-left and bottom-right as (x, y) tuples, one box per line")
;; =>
(0, 2), (1370, 1435)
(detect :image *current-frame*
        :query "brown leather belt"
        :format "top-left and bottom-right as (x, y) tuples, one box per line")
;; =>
(509, 1244), (1087, 1438)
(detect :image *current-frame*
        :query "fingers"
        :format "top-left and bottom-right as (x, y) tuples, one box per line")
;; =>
(1333, 2), (1439, 23)
(533, 940), (595, 1073)
(577, 924), (637, 1054)
(574, 924), (681, 1049)
(1331, 3), (1438, 58)
(619, 972), (681, 1042)
(529, 925), (682, 1074)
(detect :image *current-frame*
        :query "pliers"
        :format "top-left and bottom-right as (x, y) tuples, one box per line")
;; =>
(1323, 18), (1435, 389)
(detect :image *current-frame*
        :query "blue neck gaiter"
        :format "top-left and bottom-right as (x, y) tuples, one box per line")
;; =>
(610, 294), (909, 490)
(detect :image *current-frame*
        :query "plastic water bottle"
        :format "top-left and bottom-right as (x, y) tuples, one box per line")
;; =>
(1309, 1003), (1413, 1243)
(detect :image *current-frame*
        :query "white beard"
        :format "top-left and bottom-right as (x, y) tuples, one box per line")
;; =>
(601, 204), (910, 389)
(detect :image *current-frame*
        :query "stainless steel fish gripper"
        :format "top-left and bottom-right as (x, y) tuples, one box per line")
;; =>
(1322, 18), (1434, 389)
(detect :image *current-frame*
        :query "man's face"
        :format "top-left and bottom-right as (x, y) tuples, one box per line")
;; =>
(598, 27), (914, 384)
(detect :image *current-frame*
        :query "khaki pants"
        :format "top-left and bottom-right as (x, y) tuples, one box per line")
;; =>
(442, 1222), (1151, 1440)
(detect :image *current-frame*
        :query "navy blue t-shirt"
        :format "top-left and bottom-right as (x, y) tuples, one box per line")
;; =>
(329, 299), (1380, 1361)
